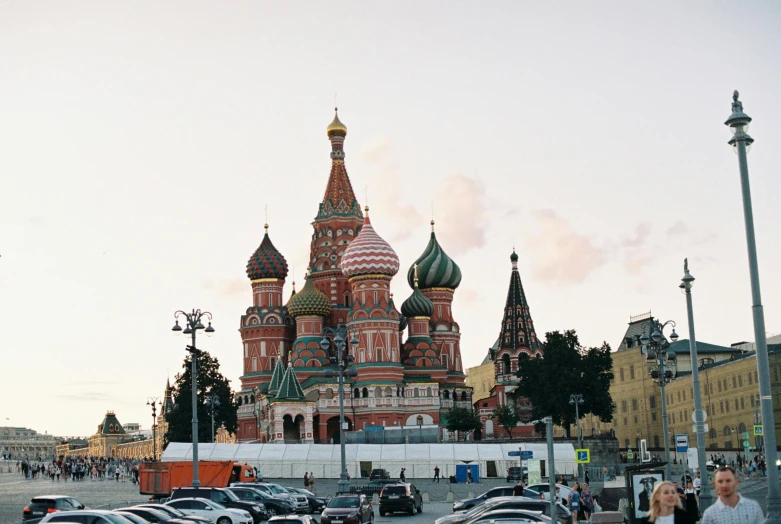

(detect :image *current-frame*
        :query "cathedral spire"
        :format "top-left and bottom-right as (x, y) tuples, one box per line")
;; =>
(318, 108), (362, 220)
(497, 249), (540, 354)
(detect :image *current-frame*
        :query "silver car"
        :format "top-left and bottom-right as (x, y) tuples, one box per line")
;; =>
(39, 509), (135, 523)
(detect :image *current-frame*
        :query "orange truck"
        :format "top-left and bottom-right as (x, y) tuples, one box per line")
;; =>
(139, 461), (259, 498)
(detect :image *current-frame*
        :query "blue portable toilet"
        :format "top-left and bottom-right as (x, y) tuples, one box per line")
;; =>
(455, 463), (480, 483)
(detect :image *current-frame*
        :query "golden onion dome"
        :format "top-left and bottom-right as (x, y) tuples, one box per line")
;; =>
(327, 107), (347, 138)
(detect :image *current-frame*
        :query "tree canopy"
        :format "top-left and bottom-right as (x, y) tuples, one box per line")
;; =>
(513, 330), (614, 436)
(492, 404), (519, 438)
(165, 349), (238, 445)
(445, 406), (482, 439)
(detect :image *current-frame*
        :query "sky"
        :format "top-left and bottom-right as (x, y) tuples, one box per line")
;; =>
(1, 1), (780, 438)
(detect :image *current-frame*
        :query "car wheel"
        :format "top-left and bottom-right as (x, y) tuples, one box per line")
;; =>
(216, 518), (231, 524)
(267, 506), (277, 517)
(417, 502), (422, 514)
(408, 505), (415, 516)
(308, 501), (315, 513)
(370, 512), (374, 522)
(379, 510), (385, 516)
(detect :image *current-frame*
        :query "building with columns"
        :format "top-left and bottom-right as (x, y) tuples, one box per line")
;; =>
(235, 110), (473, 443)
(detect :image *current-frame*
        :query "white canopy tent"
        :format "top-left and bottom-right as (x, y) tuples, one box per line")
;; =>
(162, 442), (576, 479)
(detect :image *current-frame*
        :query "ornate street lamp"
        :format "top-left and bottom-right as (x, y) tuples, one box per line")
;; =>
(146, 397), (161, 461)
(205, 393), (221, 443)
(679, 259), (713, 511)
(725, 91), (781, 522)
(321, 325), (358, 494)
(172, 309), (215, 487)
(569, 394), (584, 481)
(639, 319), (678, 480)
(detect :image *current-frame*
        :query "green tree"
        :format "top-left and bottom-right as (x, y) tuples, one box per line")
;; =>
(445, 406), (482, 440)
(514, 330), (614, 436)
(492, 403), (519, 438)
(165, 349), (238, 446)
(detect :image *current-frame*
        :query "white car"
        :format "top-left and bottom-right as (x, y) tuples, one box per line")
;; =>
(525, 483), (573, 503)
(39, 509), (135, 523)
(166, 497), (253, 524)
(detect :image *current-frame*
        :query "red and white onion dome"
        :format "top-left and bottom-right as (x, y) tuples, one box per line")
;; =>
(341, 206), (400, 278)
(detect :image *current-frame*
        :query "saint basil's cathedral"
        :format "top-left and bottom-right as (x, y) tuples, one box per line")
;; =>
(235, 110), (541, 443)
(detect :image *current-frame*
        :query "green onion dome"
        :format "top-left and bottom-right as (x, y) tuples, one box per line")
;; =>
(287, 272), (331, 318)
(401, 285), (434, 318)
(246, 224), (289, 280)
(406, 220), (462, 289)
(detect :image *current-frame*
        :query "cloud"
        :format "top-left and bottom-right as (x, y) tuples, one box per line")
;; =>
(435, 175), (488, 255)
(458, 289), (481, 303)
(619, 223), (652, 248)
(666, 221), (688, 237)
(524, 209), (605, 284)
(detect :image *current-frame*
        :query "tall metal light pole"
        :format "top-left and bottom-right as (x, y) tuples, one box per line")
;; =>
(321, 325), (358, 494)
(725, 90), (781, 522)
(569, 394), (584, 481)
(205, 393), (221, 443)
(172, 309), (215, 488)
(679, 260), (713, 511)
(147, 397), (160, 461)
(640, 319), (678, 480)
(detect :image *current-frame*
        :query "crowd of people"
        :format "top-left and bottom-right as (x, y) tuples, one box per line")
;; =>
(15, 455), (156, 483)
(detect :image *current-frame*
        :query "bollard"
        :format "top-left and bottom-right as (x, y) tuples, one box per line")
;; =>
(421, 492), (430, 503)
(372, 493), (379, 504)
(446, 491), (454, 502)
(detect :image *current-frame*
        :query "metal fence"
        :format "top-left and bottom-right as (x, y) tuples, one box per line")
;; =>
(345, 428), (440, 444)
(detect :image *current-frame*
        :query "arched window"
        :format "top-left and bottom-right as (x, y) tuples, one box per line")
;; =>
(738, 422), (747, 434)
(461, 392), (467, 402)
(427, 387), (433, 397)
(502, 354), (511, 374)
(416, 415), (424, 426)
(709, 428), (717, 439)
(443, 390), (450, 400)
(723, 426), (731, 436)
(375, 386), (383, 398)
(238, 397), (243, 406)
(250, 394), (255, 404)
(354, 388), (360, 399)
(625, 439), (630, 448)
(414, 389), (420, 397)
(385, 386), (393, 397)
(362, 387), (369, 398)
(653, 435), (659, 448)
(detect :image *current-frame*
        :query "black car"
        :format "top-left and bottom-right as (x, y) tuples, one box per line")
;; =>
(228, 486), (297, 517)
(379, 483), (422, 516)
(23, 495), (86, 521)
(285, 488), (330, 513)
(435, 496), (571, 524)
(453, 487), (525, 511)
(116, 506), (193, 523)
(135, 504), (213, 523)
(506, 466), (529, 482)
(170, 487), (267, 523)
(320, 495), (373, 524)
(369, 468), (390, 481)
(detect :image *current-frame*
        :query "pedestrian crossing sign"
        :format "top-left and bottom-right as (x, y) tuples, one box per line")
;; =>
(754, 425), (764, 436)
(575, 449), (590, 464)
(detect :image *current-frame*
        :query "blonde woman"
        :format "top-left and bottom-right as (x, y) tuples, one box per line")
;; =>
(641, 480), (696, 524)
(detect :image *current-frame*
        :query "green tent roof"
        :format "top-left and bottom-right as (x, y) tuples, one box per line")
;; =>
(276, 364), (305, 401)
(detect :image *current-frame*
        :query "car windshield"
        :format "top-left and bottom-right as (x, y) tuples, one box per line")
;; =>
(328, 497), (360, 509)
(206, 500), (227, 510)
(223, 489), (240, 501)
(267, 485), (288, 494)
(146, 505), (182, 516)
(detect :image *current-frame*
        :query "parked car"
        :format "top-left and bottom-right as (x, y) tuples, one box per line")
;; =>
(117, 506), (194, 523)
(39, 509), (134, 523)
(320, 494), (373, 524)
(284, 487), (330, 513)
(369, 468), (390, 481)
(165, 498), (253, 524)
(114, 511), (155, 524)
(435, 496), (572, 524)
(506, 466), (529, 482)
(170, 487), (267, 523)
(227, 486), (297, 517)
(136, 504), (214, 523)
(462, 508), (552, 523)
(23, 495), (86, 521)
(268, 516), (318, 524)
(379, 483), (422, 516)
(453, 486), (539, 511)
(524, 484), (573, 504)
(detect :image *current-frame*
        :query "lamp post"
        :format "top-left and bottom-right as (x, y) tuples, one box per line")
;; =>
(321, 325), (358, 494)
(640, 319), (679, 480)
(679, 259), (713, 511)
(569, 394), (584, 481)
(205, 393), (221, 443)
(147, 397), (161, 461)
(172, 309), (215, 488)
(725, 90), (781, 522)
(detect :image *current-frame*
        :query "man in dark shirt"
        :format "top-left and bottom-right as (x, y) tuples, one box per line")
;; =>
(513, 480), (525, 496)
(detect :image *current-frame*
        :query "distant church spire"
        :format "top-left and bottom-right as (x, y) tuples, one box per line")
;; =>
(497, 249), (540, 355)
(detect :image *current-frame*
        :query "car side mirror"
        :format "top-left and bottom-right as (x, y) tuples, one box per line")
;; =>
(205, 506), (213, 511)
(78, 505), (85, 509)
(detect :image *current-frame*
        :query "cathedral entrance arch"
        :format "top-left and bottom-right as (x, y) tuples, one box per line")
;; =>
(283, 414), (305, 442)
(327, 415), (353, 443)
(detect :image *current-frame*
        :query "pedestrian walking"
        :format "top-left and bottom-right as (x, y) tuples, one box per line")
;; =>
(640, 480), (696, 524)
(467, 468), (473, 484)
(701, 466), (763, 524)
(512, 480), (525, 497)
(581, 482), (594, 522)
(568, 481), (581, 523)
(433, 465), (440, 483)
(399, 468), (406, 482)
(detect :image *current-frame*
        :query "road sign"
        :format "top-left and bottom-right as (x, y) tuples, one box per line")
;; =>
(754, 425), (764, 436)
(693, 424), (708, 433)
(692, 409), (707, 423)
(520, 451), (534, 460)
(575, 449), (590, 464)
(626, 451), (635, 460)
(743, 440), (750, 447)
(676, 434), (689, 453)
(508, 451), (521, 457)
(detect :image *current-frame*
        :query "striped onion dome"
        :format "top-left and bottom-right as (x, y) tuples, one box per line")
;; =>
(406, 220), (461, 289)
(246, 224), (289, 280)
(287, 272), (331, 318)
(401, 284), (434, 318)
(341, 207), (400, 278)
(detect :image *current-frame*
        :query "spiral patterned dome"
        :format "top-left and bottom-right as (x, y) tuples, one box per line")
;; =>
(341, 207), (400, 278)
(401, 285), (434, 318)
(247, 224), (289, 281)
(287, 273), (331, 318)
(406, 220), (461, 289)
